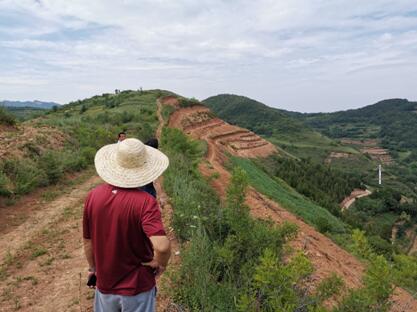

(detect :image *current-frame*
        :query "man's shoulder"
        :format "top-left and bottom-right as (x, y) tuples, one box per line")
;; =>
(90, 183), (110, 194)
(127, 188), (157, 203)
(85, 184), (113, 201)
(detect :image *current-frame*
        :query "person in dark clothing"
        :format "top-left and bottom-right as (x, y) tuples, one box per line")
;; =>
(140, 139), (159, 198)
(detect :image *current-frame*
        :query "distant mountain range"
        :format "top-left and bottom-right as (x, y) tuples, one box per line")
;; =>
(0, 100), (60, 109)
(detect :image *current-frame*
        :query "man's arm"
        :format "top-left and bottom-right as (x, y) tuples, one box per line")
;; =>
(83, 238), (95, 271)
(150, 235), (171, 267)
(142, 235), (171, 275)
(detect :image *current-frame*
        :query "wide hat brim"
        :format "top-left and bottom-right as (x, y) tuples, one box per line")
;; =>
(94, 143), (169, 188)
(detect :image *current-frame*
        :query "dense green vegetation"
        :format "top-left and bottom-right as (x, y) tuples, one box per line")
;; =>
(299, 99), (417, 195)
(4, 106), (47, 121)
(0, 107), (16, 126)
(0, 89), (167, 203)
(345, 188), (417, 257)
(255, 155), (362, 216)
(203, 94), (359, 164)
(301, 99), (417, 150)
(230, 157), (348, 235)
(161, 127), (395, 311)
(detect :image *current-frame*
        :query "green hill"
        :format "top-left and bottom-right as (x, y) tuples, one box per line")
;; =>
(203, 94), (361, 163)
(0, 89), (172, 201)
(298, 99), (417, 196)
(300, 98), (417, 156)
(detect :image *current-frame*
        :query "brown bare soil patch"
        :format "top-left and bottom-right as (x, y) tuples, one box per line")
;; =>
(169, 105), (276, 159)
(160, 96), (180, 108)
(325, 152), (352, 164)
(0, 124), (67, 161)
(0, 170), (94, 234)
(163, 99), (417, 311)
(0, 175), (102, 311)
(361, 147), (393, 164)
(341, 139), (378, 146)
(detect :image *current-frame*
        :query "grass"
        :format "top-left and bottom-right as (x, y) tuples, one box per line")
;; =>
(30, 245), (48, 259)
(161, 104), (176, 124)
(231, 157), (348, 234)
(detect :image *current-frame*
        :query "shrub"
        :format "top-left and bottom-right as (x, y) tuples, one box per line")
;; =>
(62, 150), (88, 172)
(237, 249), (313, 312)
(38, 151), (64, 184)
(393, 254), (417, 292)
(0, 171), (11, 196)
(335, 256), (394, 312)
(80, 105), (87, 114)
(81, 146), (96, 163)
(3, 158), (46, 195)
(0, 107), (16, 126)
(317, 216), (332, 233)
(179, 97), (200, 108)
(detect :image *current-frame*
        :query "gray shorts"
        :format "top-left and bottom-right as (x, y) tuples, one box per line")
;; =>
(94, 287), (156, 312)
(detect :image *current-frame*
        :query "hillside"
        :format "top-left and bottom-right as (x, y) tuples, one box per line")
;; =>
(160, 96), (417, 311)
(0, 100), (59, 109)
(204, 94), (417, 191)
(203, 94), (417, 261)
(300, 99), (417, 152)
(298, 99), (417, 197)
(1, 91), (416, 311)
(203, 94), (362, 164)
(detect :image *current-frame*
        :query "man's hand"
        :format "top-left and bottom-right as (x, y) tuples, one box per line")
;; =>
(142, 259), (166, 278)
(87, 271), (96, 289)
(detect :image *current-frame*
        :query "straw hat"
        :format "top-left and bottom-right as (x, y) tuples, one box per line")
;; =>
(94, 138), (169, 188)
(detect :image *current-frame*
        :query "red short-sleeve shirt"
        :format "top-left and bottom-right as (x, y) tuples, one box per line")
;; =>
(83, 184), (166, 295)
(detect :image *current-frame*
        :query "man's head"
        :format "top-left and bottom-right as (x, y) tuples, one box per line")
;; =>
(95, 138), (169, 188)
(118, 132), (126, 142)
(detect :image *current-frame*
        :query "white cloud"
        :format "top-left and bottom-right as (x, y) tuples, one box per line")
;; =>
(0, 0), (417, 111)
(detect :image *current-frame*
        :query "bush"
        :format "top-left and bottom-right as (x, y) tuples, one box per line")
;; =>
(62, 150), (89, 172)
(0, 107), (16, 126)
(317, 216), (333, 233)
(335, 256), (394, 312)
(179, 97), (200, 108)
(0, 171), (11, 196)
(3, 158), (46, 195)
(80, 105), (87, 114)
(237, 249), (313, 311)
(38, 151), (64, 184)
(393, 254), (417, 293)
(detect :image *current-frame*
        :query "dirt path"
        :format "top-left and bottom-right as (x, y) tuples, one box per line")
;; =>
(340, 189), (372, 210)
(155, 99), (181, 311)
(0, 175), (102, 311)
(166, 102), (417, 311)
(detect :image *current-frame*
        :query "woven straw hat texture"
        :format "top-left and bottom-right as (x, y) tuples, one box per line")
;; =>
(95, 138), (169, 188)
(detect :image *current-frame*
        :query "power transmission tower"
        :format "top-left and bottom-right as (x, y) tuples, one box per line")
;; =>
(378, 164), (382, 185)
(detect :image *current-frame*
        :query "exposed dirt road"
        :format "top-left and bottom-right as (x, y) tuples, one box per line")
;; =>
(0, 175), (101, 311)
(340, 189), (372, 210)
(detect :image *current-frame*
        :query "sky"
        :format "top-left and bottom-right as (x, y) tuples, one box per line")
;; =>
(1, 0), (417, 112)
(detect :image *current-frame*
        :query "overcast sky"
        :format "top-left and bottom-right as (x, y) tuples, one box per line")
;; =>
(1, 0), (417, 112)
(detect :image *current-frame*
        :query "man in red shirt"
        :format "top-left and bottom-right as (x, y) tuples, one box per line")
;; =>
(83, 138), (170, 311)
